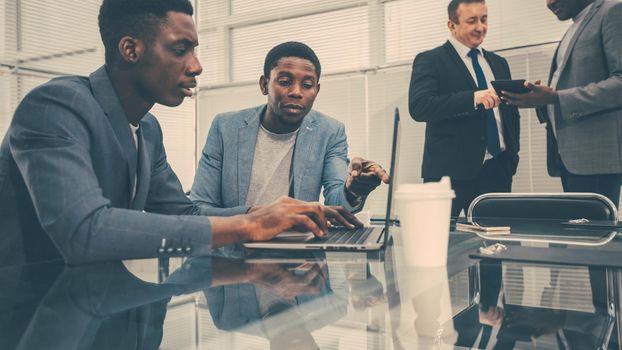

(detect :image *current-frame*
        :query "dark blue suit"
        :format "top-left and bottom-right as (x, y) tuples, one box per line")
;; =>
(0, 66), (246, 265)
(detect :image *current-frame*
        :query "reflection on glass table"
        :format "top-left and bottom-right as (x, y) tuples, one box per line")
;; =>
(2, 225), (622, 349)
(450, 260), (614, 349)
(459, 217), (619, 246)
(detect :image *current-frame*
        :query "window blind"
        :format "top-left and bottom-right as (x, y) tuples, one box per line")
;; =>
(0, 72), (11, 136)
(384, 0), (569, 64)
(0, 0), (197, 190)
(231, 6), (369, 83)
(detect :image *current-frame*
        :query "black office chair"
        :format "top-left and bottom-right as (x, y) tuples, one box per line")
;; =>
(466, 193), (619, 349)
(465, 193), (618, 246)
(468, 192), (617, 222)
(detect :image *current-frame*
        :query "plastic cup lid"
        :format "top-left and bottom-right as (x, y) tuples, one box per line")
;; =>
(395, 176), (454, 195)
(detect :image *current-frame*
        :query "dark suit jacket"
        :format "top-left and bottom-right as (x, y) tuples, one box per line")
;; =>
(409, 41), (520, 181)
(0, 66), (247, 265)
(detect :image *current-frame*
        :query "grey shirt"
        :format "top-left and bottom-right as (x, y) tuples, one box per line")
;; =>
(245, 124), (298, 206)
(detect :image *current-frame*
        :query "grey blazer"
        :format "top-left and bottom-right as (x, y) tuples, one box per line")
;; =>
(0, 66), (247, 265)
(190, 105), (363, 212)
(537, 0), (622, 176)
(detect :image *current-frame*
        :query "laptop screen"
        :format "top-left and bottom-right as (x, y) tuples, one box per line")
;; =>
(382, 108), (400, 245)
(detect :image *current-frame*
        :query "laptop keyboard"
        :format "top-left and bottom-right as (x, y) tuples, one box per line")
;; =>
(324, 227), (375, 245)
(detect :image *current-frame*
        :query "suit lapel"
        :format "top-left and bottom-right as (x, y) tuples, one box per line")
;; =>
(482, 50), (502, 80)
(131, 127), (151, 210)
(548, 45), (560, 85)
(484, 52), (510, 129)
(237, 107), (262, 205)
(556, 0), (602, 78)
(443, 41), (478, 90)
(89, 66), (137, 206)
(291, 114), (318, 197)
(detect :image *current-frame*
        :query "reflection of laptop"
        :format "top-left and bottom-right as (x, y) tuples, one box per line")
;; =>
(244, 107), (401, 251)
(245, 250), (370, 264)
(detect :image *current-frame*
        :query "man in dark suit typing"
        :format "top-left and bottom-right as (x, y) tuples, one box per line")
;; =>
(409, 0), (520, 216)
(0, 0), (360, 265)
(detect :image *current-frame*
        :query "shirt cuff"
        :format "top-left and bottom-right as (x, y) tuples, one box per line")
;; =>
(344, 186), (364, 207)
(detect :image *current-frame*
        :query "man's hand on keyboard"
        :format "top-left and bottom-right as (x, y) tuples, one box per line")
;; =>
(244, 197), (363, 241)
(325, 205), (364, 229)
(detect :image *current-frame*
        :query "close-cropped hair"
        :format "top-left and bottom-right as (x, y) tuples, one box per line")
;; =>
(98, 0), (194, 65)
(263, 41), (322, 81)
(447, 0), (486, 23)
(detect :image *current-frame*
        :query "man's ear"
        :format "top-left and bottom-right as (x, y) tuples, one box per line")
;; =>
(316, 82), (321, 94)
(447, 20), (456, 33)
(118, 36), (143, 64)
(259, 75), (269, 95)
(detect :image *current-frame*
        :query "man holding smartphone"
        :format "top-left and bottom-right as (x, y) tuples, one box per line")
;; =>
(409, 0), (521, 216)
(503, 0), (622, 207)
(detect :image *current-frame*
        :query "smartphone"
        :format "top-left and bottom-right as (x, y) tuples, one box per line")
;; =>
(456, 222), (511, 235)
(490, 79), (531, 96)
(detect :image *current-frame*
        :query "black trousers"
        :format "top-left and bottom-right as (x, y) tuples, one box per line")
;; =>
(425, 155), (513, 217)
(559, 155), (622, 209)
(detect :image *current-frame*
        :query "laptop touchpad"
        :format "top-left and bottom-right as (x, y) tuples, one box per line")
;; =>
(273, 231), (315, 242)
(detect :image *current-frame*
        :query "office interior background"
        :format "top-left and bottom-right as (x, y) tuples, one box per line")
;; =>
(2, 0), (609, 216)
(1, 1), (618, 348)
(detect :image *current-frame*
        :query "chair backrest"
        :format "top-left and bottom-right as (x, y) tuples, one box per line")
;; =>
(467, 193), (618, 222)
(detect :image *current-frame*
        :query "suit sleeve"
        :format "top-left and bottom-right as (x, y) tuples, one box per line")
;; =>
(146, 117), (248, 217)
(557, 3), (622, 120)
(535, 106), (549, 124)
(189, 117), (223, 208)
(321, 123), (364, 213)
(9, 85), (216, 264)
(408, 51), (476, 123)
(501, 57), (521, 154)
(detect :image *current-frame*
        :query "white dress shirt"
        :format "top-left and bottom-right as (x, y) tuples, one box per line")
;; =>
(449, 36), (506, 161)
(129, 123), (139, 200)
(548, 3), (593, 137)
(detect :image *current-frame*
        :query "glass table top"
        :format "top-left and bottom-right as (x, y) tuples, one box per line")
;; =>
(1, 223), (621, 349)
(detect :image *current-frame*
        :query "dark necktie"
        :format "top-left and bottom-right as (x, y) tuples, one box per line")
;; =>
(468, 49), (501, 158)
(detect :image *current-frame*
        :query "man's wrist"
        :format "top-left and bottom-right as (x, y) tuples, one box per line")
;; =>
(239, 215), (255, 242)
(210, 216), (252, 248)
(551, 91), (560, 105)
(344, 185), (362, 205)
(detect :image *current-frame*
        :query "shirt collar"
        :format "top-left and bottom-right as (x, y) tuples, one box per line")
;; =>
(259, 123), (298, 138)
(448, 36), (483, 59)
(573, 3), (593, 22)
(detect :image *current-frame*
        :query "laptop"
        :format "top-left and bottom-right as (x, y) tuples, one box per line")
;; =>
(244, 107), (401, 251)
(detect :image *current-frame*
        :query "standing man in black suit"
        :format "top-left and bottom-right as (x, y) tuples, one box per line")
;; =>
(409, 0), (521, 216)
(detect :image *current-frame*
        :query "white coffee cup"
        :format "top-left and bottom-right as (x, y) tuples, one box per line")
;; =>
(395, 177), (455, 267)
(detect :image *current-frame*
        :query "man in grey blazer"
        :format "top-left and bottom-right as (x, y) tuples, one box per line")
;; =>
(0, 0), (359, 265)
(504, 0), (622, 206)
(190, 42), (389, 213)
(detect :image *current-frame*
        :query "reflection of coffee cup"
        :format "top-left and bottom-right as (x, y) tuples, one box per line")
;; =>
(397, 266), (457, 347)
(395, 177), (455, 267)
